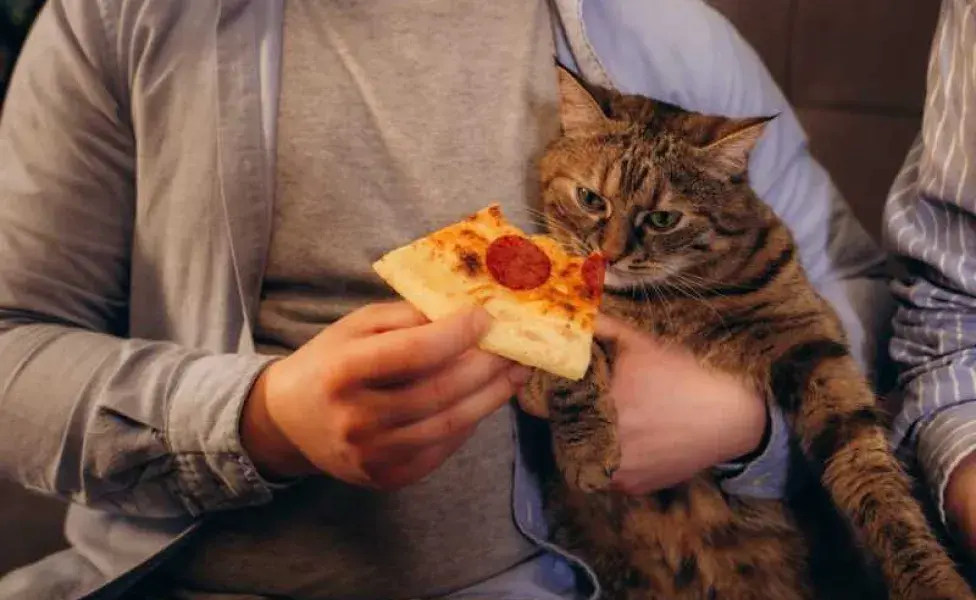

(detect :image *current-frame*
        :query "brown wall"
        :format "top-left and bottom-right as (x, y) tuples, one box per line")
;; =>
(709, 0), (939, 241)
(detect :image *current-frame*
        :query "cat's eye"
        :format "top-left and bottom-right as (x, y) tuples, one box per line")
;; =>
(645, 210), (682, 230)
(576, 187), (607, 213)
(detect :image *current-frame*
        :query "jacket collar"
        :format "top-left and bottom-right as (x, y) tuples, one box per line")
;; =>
(550, 0), (612, 87)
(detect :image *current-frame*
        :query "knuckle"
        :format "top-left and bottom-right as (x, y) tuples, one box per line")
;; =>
(319, 369), (344, 396)
(353, 302), (383, 320)
(496, 378), (521, 403)
(323, 353), (352, 384)
(425, 375), (455, 405)
(361, 461), (387, 487)
(433, 414), (461, 439)
(333, 405), (364, 444)
(409, 335), (439, 364)
(359, 447), (403, 487)
(503, 373), (523, 395)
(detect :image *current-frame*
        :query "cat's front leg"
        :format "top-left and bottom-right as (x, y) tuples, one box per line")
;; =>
(549, 343), (621, 493)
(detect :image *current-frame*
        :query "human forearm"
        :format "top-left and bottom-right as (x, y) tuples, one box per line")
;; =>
(0, 320), (279, 516)
(0, 0), (285, 518)
(240, 361), (316, 481)
(918, 401), (976, 525)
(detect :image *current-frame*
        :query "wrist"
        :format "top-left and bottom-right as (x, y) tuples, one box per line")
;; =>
(714, 381), (769, 465)
(240, 363), (316, 481)
(726, 402), (771, 465)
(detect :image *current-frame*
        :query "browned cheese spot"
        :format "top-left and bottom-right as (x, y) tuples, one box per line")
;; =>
(457, 249), (482, 276)
(488, 205), (503, 223)
(459, 228), (489, 245)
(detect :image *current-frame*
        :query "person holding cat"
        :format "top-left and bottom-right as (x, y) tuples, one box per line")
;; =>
(0, 1), (890, 599)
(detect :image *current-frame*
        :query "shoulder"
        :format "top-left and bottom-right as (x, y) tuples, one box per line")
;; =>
(579, 0), (811, 195)
(37, 0), (223, 103)
(579, 0), (811, 189)
(580, 0), (791, 120)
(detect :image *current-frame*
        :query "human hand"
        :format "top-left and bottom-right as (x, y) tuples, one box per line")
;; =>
(944, 452), (976, 555)
(240, 302), (531, 490)
(594, 314), (769, 495)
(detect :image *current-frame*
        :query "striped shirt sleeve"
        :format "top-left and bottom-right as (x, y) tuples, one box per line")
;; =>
(886, 0), (976, 525)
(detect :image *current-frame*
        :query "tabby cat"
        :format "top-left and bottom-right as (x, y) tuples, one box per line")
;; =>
(518, 67), (975, 600)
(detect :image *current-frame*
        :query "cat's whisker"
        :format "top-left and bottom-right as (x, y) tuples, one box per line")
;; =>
(669, 273), (727, 328)
(645, 279), (677, 334)
(515, 212), (591, 257)
(677, 271), (756, 295)
(514, 207), (590, 250)
(511, 206), (572, 235)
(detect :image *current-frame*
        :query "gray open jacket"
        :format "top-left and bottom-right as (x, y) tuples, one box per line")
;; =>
(0, 0), (892, 598)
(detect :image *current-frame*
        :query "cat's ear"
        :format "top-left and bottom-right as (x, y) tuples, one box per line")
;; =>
(700, 115), (777, 179)
(556, 66), (608, 133)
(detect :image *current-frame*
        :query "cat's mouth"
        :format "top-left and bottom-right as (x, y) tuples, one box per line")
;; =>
(603, 260), (683, 292)
(603, 267), (645, 291)
(604, 265), (665, 291)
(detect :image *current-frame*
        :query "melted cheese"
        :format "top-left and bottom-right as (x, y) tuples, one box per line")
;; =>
(372, 205), (597, 380)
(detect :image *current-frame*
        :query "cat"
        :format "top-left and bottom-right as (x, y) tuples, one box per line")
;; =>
(517, 66), (975, 600)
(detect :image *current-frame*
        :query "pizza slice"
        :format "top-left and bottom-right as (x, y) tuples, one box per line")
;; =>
(372, 204), (605, 381)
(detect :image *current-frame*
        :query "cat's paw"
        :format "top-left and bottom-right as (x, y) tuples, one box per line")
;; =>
(898, 568), (976, 600)
(562, 460), (616, 493)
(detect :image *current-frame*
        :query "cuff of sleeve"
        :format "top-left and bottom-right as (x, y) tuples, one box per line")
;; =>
(166, 352), (281, 516)
(716, 404), (790, 499)
(916, 402), (976, 526)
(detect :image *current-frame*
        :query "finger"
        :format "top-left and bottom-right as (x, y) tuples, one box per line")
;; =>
(371, 364), (529, 451)
(593, 313), (637, 344)
(595, 314), (674, 362)
(355, 350), (517, 432)
(332, 301), (431, 338)
(337, 305), (493, 384)
(366, 426), (476, 490)
(611, 468), (676, 496)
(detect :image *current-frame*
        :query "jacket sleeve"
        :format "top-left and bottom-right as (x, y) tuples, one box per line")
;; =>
(0, 0), (278, 518)
(582, 0), (894, 499)
(885, 0), (976, 526)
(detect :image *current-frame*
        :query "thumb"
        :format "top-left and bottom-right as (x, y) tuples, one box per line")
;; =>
(339, 305), (493, 384)
(594, 313), (641, 347)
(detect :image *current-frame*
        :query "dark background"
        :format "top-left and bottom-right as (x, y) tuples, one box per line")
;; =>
(0, 0), (44, 105)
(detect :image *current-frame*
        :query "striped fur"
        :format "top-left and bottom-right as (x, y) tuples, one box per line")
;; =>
(521, 68), (974, 599)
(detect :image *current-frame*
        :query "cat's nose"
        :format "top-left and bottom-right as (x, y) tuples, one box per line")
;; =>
(600, 216), (632, 262)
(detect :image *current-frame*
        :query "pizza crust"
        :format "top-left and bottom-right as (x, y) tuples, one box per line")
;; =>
(373, 242), (593, 381)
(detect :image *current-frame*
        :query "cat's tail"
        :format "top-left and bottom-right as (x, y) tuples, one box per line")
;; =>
(774, 338), (975, 600)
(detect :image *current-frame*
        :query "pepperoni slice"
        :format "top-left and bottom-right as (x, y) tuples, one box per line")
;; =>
(486, 235), (552, 290)
(582, 253), (606, 297)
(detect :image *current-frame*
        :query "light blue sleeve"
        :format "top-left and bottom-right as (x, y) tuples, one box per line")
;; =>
(579, 0), (894, 498)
